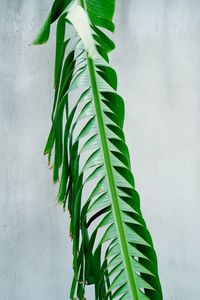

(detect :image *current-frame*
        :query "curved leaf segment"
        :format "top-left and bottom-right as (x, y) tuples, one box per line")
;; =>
(33, 0), (163, 299)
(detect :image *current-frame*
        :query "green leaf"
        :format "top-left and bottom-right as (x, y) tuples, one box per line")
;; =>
(54, 13), (68, 89)
(33, 0), (73, 45)
(92, 25), (115, 53)
(34, 1), (163, 299)
(86, 0), (115, 32)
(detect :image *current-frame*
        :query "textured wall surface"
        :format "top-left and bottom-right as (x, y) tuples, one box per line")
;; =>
(0, 0), (200, 299)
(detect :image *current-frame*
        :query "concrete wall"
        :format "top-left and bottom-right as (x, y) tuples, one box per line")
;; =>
(0, 0), (200, 299)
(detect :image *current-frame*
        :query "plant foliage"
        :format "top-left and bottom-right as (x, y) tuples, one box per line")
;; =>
(34, 0), (163, 299)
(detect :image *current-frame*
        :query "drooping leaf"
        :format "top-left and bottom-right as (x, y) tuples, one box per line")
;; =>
(33, 0), (73, 44)
(34, 1), (163, 299)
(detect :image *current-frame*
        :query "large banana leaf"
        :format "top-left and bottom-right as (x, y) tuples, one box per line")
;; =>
(34, 1), (163, 299)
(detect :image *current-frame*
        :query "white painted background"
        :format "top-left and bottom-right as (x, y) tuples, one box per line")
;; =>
(0, 0), (200, 299)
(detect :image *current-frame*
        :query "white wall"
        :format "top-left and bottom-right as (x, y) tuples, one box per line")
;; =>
(0, 0), (200, 299)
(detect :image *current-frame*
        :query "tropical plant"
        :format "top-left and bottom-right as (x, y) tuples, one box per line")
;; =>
(33, 0), (163, 299)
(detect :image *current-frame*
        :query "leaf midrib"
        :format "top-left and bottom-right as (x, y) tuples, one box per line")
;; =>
(87, 56), (139, 300)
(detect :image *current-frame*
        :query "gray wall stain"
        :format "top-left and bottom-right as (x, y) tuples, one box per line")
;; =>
(0, 1), (200, 299)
